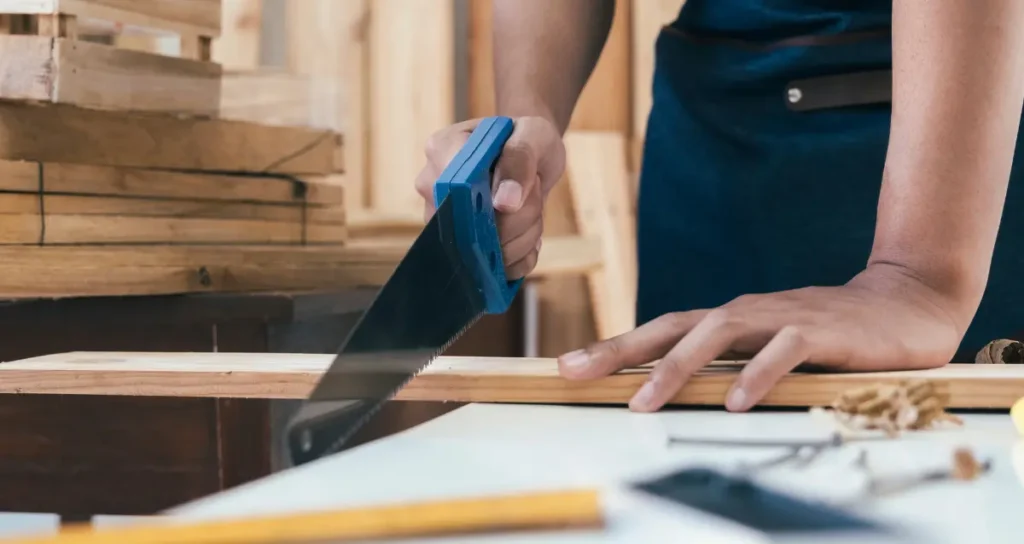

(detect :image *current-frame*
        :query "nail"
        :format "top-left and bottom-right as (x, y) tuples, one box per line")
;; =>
(630, 380), (658, 411)
(726, 387), (748, 411)
(493, 180), (523, 210)
(559, 349), (590, 371)
(536, 237), (543, 252)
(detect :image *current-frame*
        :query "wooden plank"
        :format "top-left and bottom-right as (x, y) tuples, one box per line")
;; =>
(0, 244), (404, 297)
(6, 489), (601, 544)
(0, 352), (1020, 409)
(212, 0), (260, 69)
(343, 234), (604, 277)
(0, 101), (340, 174)
(218, 69), (333, 130)
(564, 132), (637, 340)
(288, 0), (369, 214)
(0, 160), (344, 205)
(0, 214), (346, 245)
(0, 194), (346, 224)
(0, 34), (221, 116)
(0, 0), (221, 37)
(369, 0), (453, 219)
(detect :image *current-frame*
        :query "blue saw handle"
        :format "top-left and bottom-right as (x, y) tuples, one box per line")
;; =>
(432, 116), (521, 314)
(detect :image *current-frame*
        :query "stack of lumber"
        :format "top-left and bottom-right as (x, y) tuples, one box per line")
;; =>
(0, 0), (359, 298)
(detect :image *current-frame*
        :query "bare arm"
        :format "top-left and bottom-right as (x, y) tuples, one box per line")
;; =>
(492, 0), (615, 133)
(863, 0), (1024, 333)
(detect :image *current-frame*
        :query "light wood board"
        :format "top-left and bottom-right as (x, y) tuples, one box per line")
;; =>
(0, 0), (221, 37)
(369, 0), (453, 219)
(2, 352), (1020, 409)
(0, 244), (404, 297)
(0, 160), (344, 206)
(0, 193), (346, 224)
(0, 101), (341, 174)
(212, 0), (261, 69)
(0, 214), (346, 245)
(0, 34), (220, 115)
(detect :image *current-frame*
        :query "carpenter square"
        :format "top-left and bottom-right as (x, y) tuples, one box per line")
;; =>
(285, 116), (521, 466)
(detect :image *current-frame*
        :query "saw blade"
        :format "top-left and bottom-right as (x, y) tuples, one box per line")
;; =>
(285, 197), (485, 466)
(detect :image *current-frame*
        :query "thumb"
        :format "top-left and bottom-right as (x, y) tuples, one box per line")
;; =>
(492, 134), (540, 214)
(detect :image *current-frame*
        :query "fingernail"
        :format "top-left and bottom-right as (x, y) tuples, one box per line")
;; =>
(726, 387), (748, 411)
(559, 349), (590, 371)
(493, 180), (522, 209)
(630, 380), (658, 411)
(536, 238), (543, 252)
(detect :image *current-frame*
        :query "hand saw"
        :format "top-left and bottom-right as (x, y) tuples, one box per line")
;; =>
(285, 116), (521, 466)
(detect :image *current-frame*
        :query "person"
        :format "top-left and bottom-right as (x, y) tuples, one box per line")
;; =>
(414, 1), (1024, 413)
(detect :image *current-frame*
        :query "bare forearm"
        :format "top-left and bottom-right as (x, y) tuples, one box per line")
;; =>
(492, 0), (614, 133)
(866, 1), (1024, 328)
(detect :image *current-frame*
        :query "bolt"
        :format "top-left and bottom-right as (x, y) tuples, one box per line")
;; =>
(788, 87), (802, 103)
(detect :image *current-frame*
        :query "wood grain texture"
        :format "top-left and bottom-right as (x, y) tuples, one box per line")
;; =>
(287, 0), (369, 213)
(0, 194), (346, 224)
(0, 244), (404, 297)
(212, 0), (261, 69)
(2, 352), (1020, 409)
(564, 132), (637, 339)
(0, 0), (221, 37)
(11, 489), (601, 544)
(0, 35), (221, 116)
(369, 0), (453, 219)
(0, 161), (344, 205)
(0, 214), (346, 245)
(341, 234), (604, 277)
(0, 101), (341, 174)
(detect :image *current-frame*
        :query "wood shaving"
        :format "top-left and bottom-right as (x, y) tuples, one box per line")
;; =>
(815, 380), (962, 437)
(952, 447), (985, 480)
(975, 339), (1024, 365)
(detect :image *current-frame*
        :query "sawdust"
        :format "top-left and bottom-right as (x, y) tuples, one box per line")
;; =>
(813, 380), (962, 437)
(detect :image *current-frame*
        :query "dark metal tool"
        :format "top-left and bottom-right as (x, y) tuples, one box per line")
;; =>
(284, 117), (521, 466)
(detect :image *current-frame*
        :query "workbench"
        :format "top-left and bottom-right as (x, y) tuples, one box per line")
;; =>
(166, 403), (1023, 543)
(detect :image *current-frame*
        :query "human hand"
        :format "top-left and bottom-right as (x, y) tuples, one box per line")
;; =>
(415, 116), (565, 280)
(556, 264), (966, 412)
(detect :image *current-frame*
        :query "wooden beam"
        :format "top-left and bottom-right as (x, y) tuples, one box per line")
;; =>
(369, 0), (454, 219)
(0, 244), (405, 297)
(0, 352), (1018, 409)
(0, 34), (221, 115)
(0, 194), (345, 224)
(0, 214), (346, 245)
(342, 234), (605, 277)
(212, 0), (261, 69)
(0, 0), (222, 37)
(287, 0), (369, 214)
(564, 132), (637, 340)
(0, 101), (341, 174)
(0, 160), (344, 205)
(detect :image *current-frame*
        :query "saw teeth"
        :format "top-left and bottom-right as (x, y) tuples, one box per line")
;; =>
(316, 313), (483, 457)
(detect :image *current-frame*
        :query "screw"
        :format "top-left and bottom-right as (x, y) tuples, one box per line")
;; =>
(197, 266), (212, 287)
(787, 87), (802, 103)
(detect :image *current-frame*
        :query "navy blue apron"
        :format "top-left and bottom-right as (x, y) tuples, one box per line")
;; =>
(636, 0), (1023, 360)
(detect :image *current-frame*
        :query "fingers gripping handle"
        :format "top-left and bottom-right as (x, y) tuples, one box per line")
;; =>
(432, 116), (521, 314)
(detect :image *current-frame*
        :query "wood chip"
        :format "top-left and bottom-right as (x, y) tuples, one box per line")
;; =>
(815, 379), (962, 437)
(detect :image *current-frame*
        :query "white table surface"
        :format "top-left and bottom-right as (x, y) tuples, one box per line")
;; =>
(168, 403), (1024, 543)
